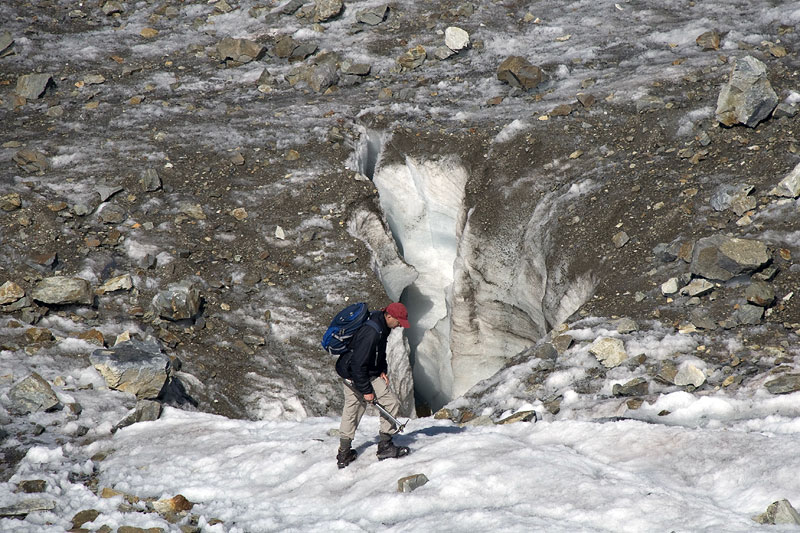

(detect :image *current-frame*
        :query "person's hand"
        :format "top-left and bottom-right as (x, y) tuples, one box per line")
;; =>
(380, 373), (389, 386)
(364, 393), (375, 402)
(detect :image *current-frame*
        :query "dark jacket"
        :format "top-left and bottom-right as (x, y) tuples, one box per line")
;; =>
(335, 310), (389, 394)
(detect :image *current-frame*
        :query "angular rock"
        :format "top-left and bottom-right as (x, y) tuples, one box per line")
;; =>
(616, 317), (638, 334)
(0, 31), (13, 56)
(398, 45), (426, 70)
(31, 276), (92, 305)
(612, 231), (629, 248)
(745, 281), (775, 307)
(445, 26), (470, 52)
(153, 494), (193, 514)
(25, 327), (54, 344)
(397, 473), (428, 493)
(755, 499), (800, 525)
(589, 337), (627, 368)
(696, 30), (720, 50)
(0, 498), (56, 517)
(0, 281), (25, 305)
(769, 161), (800, 198)
(733, 303), (764, 325)
(18, 480), (46, 493)
(690, 235), (770, 282)
(673, 364), (705, 388)
(8, 373), (61, 414)
(152, 281), (202, 321)
(15, 73), (54, 99)
(13, 149), (48, 173)
(273, 36), (298, 59)
(217, 37), (265, 64)
(497, 410), (537, 424)
(613, 377), (649, 397)
(72, 509), (100, 529)
(140, 168), (162, 192)
(680, 278), (715, 297)
(307, 63), (338, 93)
(497, 56), (544, 91)
(661, 277), (679, 296)
(314, 0), (343, 22)
(0, 192), (21, 211)
(765, 374), (800, 395)
(96, 274), (133, 295)
(356, 5), (388, 25)
(102, 1), (124, 15)
(90, 340), (170, 399)
(716, 55), (778, 128)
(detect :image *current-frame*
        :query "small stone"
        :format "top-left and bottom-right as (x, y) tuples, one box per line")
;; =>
(497, 410), (537, 424)
(25, 327), (54, 344)
(13, 149), (49, 173)
(72, 509), (100, 529)
(696, 30), (721, 50)
(140, 28), (159, 38)
(398, 45), (426, 70)
(673, 363), (706, 388)
(356, 5), (388, 25)
(153, 494), (193, 514)
(497, 56), (544, 91)
(314, 0), (343, 22)
(8, 373), (61, 414)
(140, 169), (162, 192)
(445, 26), (470, 52)
(612, 377), (649, 397)
(31, 276), (92, 305)
(0, 281), (25, 305)
(661, 277), (679, 296)
(231, 207), (248, 221)
(0, 193), (21, 211)
(612, 231), (629, 248)
(18, 480), (46, 493)
(746, 281), (775, 307)
(397, 473), (428, 493)
(96, 274), (133, 295)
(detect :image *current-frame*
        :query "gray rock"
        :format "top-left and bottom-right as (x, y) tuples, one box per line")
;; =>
(340, 60), (371, 76)
(397, 473), (428, 493)
(680, 278), (715, 297)
(497, 56), (544, 91)
(0, 498), (56, 518)
(114, 399), (163, 431)
(613, 377), (648, 397)
(635, 95), (664, 113)
(31, 276), (92, 305)
(773, 103), (799, 119)
(533, 342), (558, 360)
(281, 0), (304, 15)
(102, 0), (124, 15)
(434, 46), (456, 61)
(291, 42), (318, 63)
(152, 280), (202, 321)
(307, 63), (338, 92)
(15, 73), (54, 99)
(765, 374), (800, 395)
(95, 185), (123, 202)
(661, 277), (680, 296)
(589, 337), (627, 368)
(98, 203), (126, 224)
(688, 308), (717, 330)
(616, 318), (638, 334)
(356, 5), (388, 25)
(140, 168), (162, 192)
(0, 31), (13, 56)
(314, 0), (343, 22)
(612, 231), (629, 248)
(552, 334), (573, 354)
(90, 340), (170, 399)
(653, 241), (680, 262)
(769, 161), (800, 198)
(755, 499), (800, 525)
(273, 36), (298, 58)
(746, 281), (775, 307)
(674, 364), (705, 388)
(716, 56), (778, 127)
(690, 235), (770, 282)
(217, 37), (265, 64)
(8, 373), (61, 414)
(733, 303), (764, 325)
(497, 410), (537, 424)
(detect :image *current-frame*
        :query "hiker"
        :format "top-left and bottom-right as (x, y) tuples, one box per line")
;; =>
(335, 302), (410, 468)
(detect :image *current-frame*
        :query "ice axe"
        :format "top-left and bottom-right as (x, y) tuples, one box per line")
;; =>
(343, 379), (407, 433)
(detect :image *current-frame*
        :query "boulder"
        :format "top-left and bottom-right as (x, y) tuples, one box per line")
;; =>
(589, 337), (627, 368)
(497, 56), (544, 91)
(15, 73), (54, 99)
(690, 235), (770, 282)
(8, 373), (61, 414)
(716, 55), (778, 127)
(30, 276), (92, 305)
(754, 499), (800, 525)
(152, 281), (201, 321)
(90, 340), (171, 399)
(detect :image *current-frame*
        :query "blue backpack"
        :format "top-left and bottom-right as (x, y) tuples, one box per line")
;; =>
(321, 302), (380, 355)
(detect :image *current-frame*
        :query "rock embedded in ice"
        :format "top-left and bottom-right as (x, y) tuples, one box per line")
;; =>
(8, 373), (61, 414)
(0, 497), (56, 518)
(31, 276), (92, 305)
(769, 161), (800, 198)
(314, 0), (343, 22)
(497, 56), (544, 90)
(71, 509), (100, 529)
(673, 363), (705, 388)
(397, 474), (428, 493)
(497, 410), (537, 424)
(716, 55), (778, 128)
(15, 73), (53, 99)
(152, 280), (201, 321)
(754, 499), (800, 525)
(445, 26), (470, 52)
(764, 374), (800, 395)
(356, 5), (388, 25)
(612, 377), (649, 397)
(589, 337), (627, 368)
(0, 192), (21, 211)
(216, 37), (265, 64)
(398, 45), (426, 70)
(615, 317), (638, 334)
(90, 340), (171, 399)
(696, 30), (720, 50)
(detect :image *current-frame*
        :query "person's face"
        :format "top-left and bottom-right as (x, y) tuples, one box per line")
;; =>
(386, 314), (401, 329)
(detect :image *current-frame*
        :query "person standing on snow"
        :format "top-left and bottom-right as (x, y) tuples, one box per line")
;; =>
(335, 302), (410, 468)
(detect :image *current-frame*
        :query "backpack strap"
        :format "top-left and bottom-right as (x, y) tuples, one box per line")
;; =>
(363, 319), (382, 335)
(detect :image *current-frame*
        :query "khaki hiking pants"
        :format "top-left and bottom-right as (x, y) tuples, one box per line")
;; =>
(339, 376), (401, 440)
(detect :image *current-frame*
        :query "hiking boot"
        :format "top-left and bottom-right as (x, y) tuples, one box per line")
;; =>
(337, 447), (357, 469)
(376, 436), (409, 460)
